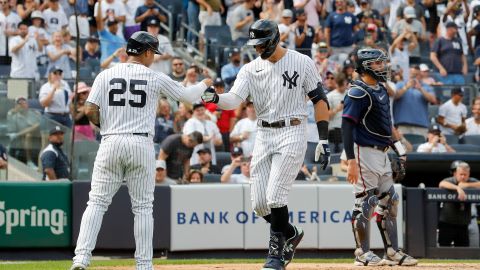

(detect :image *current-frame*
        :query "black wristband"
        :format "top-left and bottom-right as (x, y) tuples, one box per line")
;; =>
(317, 120), (328, 140)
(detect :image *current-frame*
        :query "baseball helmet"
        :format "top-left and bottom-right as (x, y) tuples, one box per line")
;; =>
(126, 31), (161, 56)
(355, 48), (389, 82)
(246, 19), (280, 59)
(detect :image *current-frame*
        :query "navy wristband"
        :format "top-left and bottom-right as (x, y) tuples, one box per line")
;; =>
(317, 120), (329, 140)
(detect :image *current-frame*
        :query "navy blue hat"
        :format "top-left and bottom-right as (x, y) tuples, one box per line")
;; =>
(49, 66), (63, 73)
(49, 126), (65, 135)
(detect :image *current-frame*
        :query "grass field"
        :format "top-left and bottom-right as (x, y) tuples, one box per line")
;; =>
(1, 259), (480, 270)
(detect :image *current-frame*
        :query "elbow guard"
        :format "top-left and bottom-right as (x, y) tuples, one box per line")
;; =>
(308, 82), (329, 109)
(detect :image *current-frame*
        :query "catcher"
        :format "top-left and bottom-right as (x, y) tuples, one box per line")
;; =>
(341, 48), (417, 266)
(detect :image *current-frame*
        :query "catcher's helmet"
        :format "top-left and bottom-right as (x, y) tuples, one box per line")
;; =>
(246, 19), (280, 59)
(355, 48), (389, 82)
(126, 31), (161, 56)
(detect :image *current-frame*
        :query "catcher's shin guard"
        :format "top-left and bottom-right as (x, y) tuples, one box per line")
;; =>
(375, 185), (399, 252)
(352, 189), (378, 254)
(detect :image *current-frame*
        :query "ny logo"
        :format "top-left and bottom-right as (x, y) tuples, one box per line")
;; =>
(282, 71), (299, 89)
(250, 31), (255, 39)
(452, 42), (461, 50)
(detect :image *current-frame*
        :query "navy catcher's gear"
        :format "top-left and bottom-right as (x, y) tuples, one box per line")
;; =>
(355, 48), (389, 82)
(247, 19), (280, 60)
(352, 189), (379, 254)
(390, 156), (406, 183)
(375, 185), (400, 253)
(126, 31), (161, 56)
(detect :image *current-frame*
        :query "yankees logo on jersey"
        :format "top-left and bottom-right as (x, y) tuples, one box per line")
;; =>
(87, 62), (184, 136)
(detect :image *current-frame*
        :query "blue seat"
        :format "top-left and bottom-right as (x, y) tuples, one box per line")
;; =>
(404, 134), (426, 144)
(444, 134), (459, 145)
(203, 173), (221, 183)
(463, 135), (480, 146)
(215, 151), (231, 170)
(450, 144), (480, 153)
(204, 25), (233, 67)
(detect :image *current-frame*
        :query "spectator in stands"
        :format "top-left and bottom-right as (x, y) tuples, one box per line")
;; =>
(82, 35), (101, 61)
(70, 82), (95, 140)
(123, 0), (142, 39)
(94, 0), (127, 39)
(197, 0), (224, 52)
(145, 18), (173, 74)
(46, 31), (73, 79)
(431, 22), (468, 85)
(394, 66), (436, 137)
(357, 0), (381, 24)
(323, 71), (337, 92)
(419, 63), (442, 86)
(476, 47), (480, 82)
(300, 163), (320, 181)
(183, 101), (223, 166)
(259, 0), (282, 22)
(28, 11), (49, 48)
(221, 146), (244, 174)
(230, 101), (257, 157)
(7, 97), (41, 167)
(293, 0), (322, 28)
(43, 0), (68, 35)
(437, 87), (467, 136)
(187, 169), (204, 183)
(16, 0), (38, 25)
(438, 161), (480, 247)
(389, 28), (416, 81)
(324, 0), (357, 61)
(327, 72), (347, 153)
(294, 8), (319, 58)
(0, 144), (6, 170)
(465, 102), (480, 135)
(169, 56), (186, 82)
(0, 0), (21, 56)
(342, 58), (355, 82)
(158, 131), (203, 182)
(67, 3), (90, 40)
(134, 0), (166, 31)
(9, 21), (42, 79)
(439, 0), (469, 56)
(173, 102), (192, 133)
(186, 0), (200, 46)
(191, 148), (221, 174)
(155, 160), (177, 185)
(221, 155), (250, 183)
(278, 9), (295, 49)
(39, 66), (73, 127)
(100, 46), (128, 69)
(205, 78), (236, 151)
(96, 0), (126, 64)
(228, 0), (255, 46)
(221, 48), (242, 91)
(40, 126), (69, 180)
(467, 4), (480, 54)
(153, 98), (174, 144)
(391, 6), (425, 64)
(314, 41), (339, 80)
(182, 64), (201, 86)
(417, 124), (456, 153)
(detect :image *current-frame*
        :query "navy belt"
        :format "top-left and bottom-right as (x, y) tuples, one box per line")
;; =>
(258, 118), (301, 128)
(364, 145), (390, 152)
(133, 133), (148, 137)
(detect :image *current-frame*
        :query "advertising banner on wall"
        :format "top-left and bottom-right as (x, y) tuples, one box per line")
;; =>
(0, 181), (71, 247)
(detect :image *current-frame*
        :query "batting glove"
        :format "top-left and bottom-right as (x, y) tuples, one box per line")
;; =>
(201, 88), (219, 103)
(315, 139), (330, 170)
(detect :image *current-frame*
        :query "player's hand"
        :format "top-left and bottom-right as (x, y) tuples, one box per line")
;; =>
(315, 139), (330, 170)
(201, 88), (219, 103)
(347, 159), (358, 184)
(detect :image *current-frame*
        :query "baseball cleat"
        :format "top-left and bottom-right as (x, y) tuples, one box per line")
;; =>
(70, 262), (87, 270)
(354, 251), (385, 266)
(262, 231), (286, 270)
(382, 248), (418, 266)
(283, 225), (304, 267)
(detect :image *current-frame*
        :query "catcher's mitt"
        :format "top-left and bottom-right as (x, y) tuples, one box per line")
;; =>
(391, 156), (406, 183)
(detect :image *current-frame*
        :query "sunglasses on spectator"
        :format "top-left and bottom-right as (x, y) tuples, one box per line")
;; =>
(325, 76), (334, 80)
(173, 63), (183, 66)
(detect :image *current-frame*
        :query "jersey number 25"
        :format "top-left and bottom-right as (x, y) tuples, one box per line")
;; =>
(108, 78), (147, 108)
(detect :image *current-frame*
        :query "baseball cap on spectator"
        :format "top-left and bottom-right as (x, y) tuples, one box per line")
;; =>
(213, 77), (224, 87)
(360, 0), (369, 4)
(147, 19), (160, 27)
(231, 146), (243, 157)
(445, 21), (458, 29)
(451, 87), (464, 96)
(294, 8), (305, 16)
(15, 97), (27, 104)
(229, 47), (240, 58)
(428, 124), (441, 135)
(343, 59), (354, 69)
(419, 64), (430, 72)
(31, 10), (44, 20)
(197, 148), (211, 155)
(87, 35), (99, 43)
(107, 20), (119, 27)
(317, 42), (328, 53)
(192, 101), (205, 110)
(346, 0), (355, 7)
(188, 131), (203, 144)
(156, 160), (166, 170)
(49, 66), (63, 74)
(49, 126), (65, 136)
(282, 9), (293, 18)
(403, 6), (416, 19)
(391, 63), (401, 72)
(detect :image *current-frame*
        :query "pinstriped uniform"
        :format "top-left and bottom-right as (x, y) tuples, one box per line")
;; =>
(230, 49), (321, 216)
(73, 63), (184, 270)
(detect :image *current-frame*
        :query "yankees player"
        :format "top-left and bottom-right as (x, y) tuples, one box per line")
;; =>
(342, 48), (417, 266)
(70, 31), (212, 270)
(202, 19), (330, 270)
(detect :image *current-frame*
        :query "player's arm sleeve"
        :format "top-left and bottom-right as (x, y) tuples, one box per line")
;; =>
(342, 117), (356, 160)
(303, 57), (322, 95)
(229, 67), (250, 101)
(216, 92), (244, 110)
(158, 72), (208, 103)
(86, 73), (103, 106)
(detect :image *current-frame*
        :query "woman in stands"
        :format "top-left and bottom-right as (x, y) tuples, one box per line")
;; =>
(70, 82), (95, 141)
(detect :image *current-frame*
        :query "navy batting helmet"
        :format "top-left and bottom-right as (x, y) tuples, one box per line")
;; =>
(246, 19), (280, 59)
(126, 31), (161, 56)
(355, 48), (389, 82)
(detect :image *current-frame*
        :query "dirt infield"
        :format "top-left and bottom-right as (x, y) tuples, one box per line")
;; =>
(96, 263), (480, 270)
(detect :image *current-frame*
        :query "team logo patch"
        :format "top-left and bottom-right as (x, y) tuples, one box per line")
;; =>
(344, 16), (352, 24)
(282, 71), (299, 89)
(250, 31), (255, 39)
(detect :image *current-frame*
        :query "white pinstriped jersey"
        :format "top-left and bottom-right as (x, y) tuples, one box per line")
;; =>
(87, 62), (184, 136)
(230, 49), (321, 123)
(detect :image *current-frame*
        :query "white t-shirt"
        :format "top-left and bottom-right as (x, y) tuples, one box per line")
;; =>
(228, 173), (250, 184)
(465, 117), (480, 136)
(0, 12), (6, 56)
(149, 34), (174, 74)
(183, 117), (221, 165)
(390, 47), (409, 81)
(230, 117), (257, 157)
(43, 8), (69, 35)
(124, 0), (142, 26)
(417, 142), (448, 153)
(0, 12), (21, 56)
(326, 89), (345, 129)
(438, 99), (467, 135)
(94, 0), (127, 39)
(38, 80), (72, 113)
(278, 23), (295, 49)
(46, 44), (73, 79)
(9, 35), (39, 79)
(68, 15), (90, 38)
(293, 0), (319, 27)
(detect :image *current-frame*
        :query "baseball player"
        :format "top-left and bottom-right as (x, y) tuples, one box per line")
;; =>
(202, 19), (330, 270)
(70, 31), (213, 270)
(342, 48), (417, 266)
